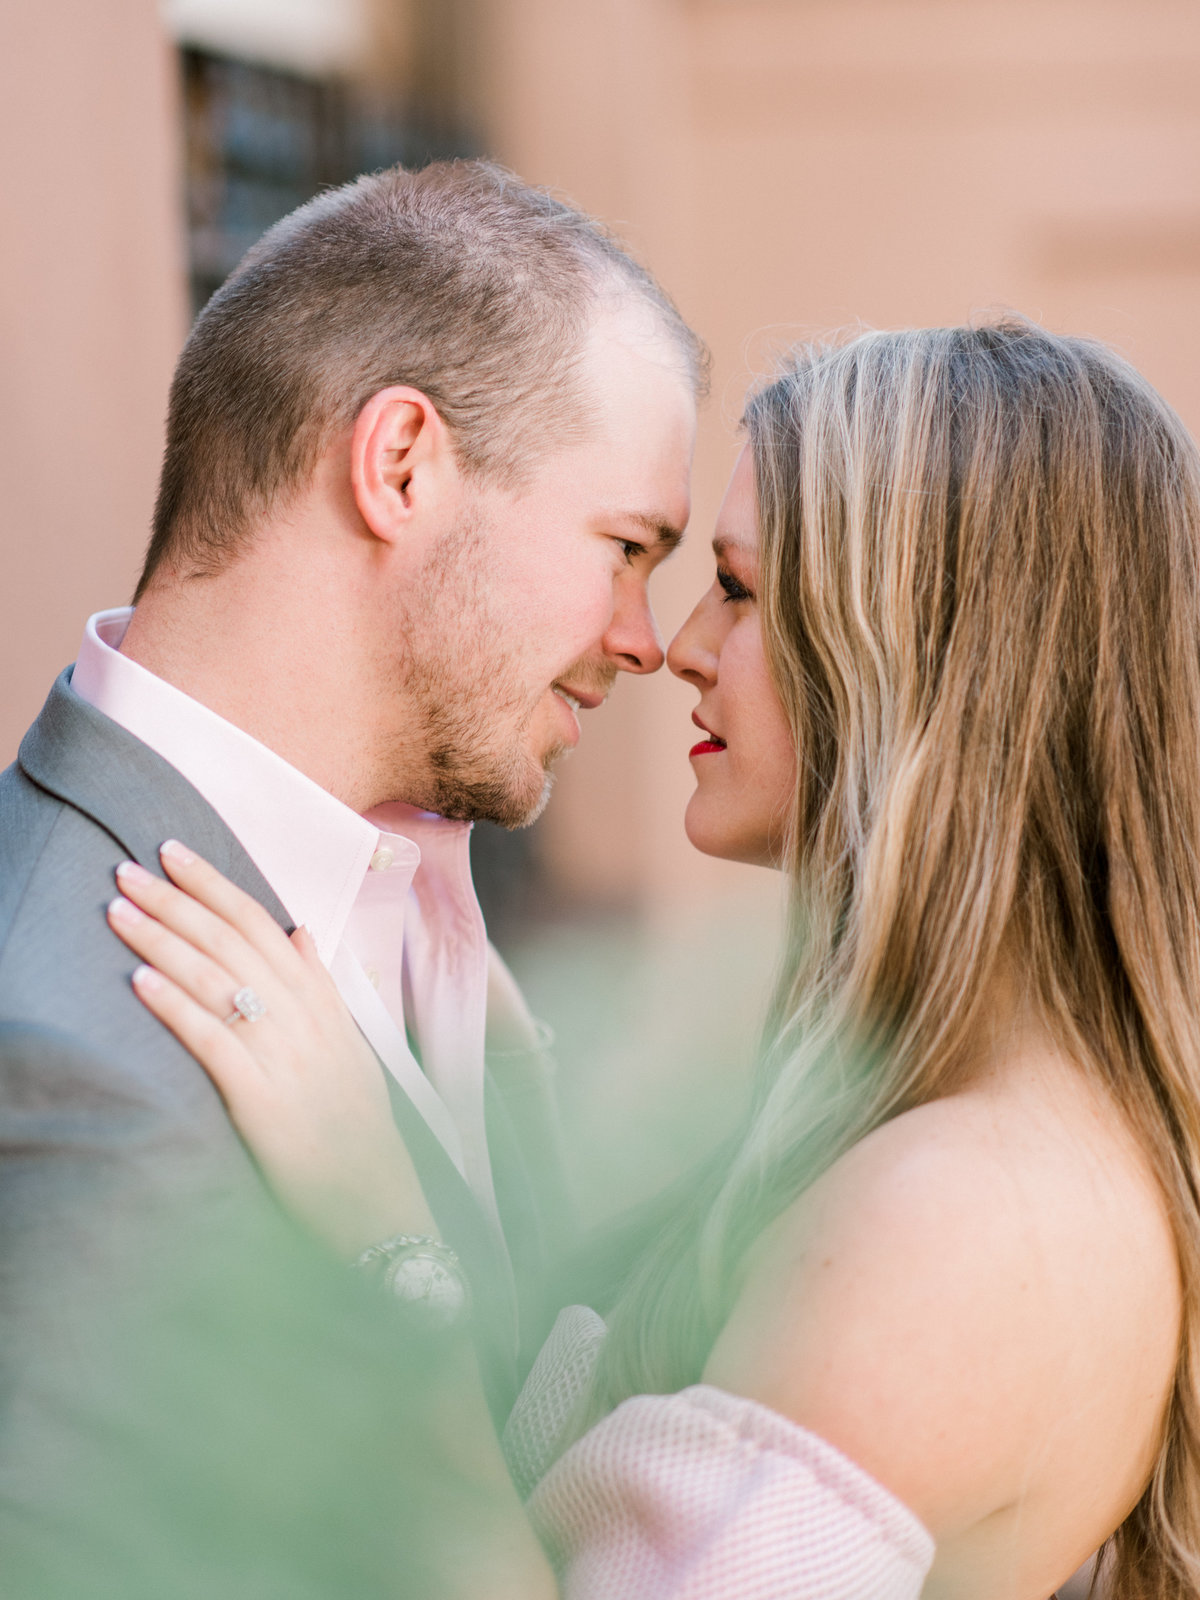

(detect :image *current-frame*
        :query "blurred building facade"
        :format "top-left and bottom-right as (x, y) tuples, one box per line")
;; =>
(4, 0), (1200, 939)
(0, 0), (185, 779)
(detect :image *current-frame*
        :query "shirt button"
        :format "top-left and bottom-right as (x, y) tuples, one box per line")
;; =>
(369, 847), (395, 872)
(365, 966), (381, 990)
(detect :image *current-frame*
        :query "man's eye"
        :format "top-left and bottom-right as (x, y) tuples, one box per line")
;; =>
(717, 566), (753, 603)
(618, 539), (647, 563)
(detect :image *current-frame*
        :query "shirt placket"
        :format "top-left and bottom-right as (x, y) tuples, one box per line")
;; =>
(405, 827), (505, 1252)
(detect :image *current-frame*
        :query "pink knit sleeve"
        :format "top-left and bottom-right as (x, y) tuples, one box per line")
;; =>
(526, 1384), (935, 1600)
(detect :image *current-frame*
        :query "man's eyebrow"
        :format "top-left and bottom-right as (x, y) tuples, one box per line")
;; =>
(610, 511), (686, 553)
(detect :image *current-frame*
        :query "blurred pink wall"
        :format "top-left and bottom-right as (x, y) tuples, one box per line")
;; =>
(468, 0), (1200, 921)
(4, 0), (1199, 935)
(0, 0), (187, 764)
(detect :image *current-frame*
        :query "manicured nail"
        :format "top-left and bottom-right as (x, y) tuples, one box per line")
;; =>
(108, 895), (144, 923)
(115, 859), (152, 886)
(132, 964), (163, 991)
(160, 840), (195, 866)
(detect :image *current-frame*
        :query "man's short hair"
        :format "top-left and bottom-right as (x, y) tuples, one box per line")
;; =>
(138, 160), (707, 596)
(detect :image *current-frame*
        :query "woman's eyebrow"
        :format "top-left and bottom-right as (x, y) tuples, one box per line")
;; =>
(712, 534), (752, 561)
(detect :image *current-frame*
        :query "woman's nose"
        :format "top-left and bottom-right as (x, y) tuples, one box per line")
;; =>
(667, 594), (718, 687)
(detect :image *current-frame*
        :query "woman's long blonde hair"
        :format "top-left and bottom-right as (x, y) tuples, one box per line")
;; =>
(592, 319), (1200, 1598)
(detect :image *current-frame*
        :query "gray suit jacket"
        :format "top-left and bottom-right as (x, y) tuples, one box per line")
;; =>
(0, 671), (560, 1447)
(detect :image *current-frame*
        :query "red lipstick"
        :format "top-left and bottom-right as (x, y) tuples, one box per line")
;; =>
(690, 711), (726, 757)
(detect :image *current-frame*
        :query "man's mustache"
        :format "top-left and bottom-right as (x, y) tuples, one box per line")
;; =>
(554, 660), (620, 704)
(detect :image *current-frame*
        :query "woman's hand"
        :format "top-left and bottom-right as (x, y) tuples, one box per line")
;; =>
(110, 845), (561, 1600)
(107, 840), (437, 1258)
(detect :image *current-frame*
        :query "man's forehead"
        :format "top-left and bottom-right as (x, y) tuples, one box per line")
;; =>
(582, 306), (699, 437)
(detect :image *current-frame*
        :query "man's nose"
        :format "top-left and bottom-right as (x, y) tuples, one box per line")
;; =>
(606, 587), (666, 675)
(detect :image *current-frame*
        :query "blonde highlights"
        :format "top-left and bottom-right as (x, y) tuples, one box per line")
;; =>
(596, 320), (1200, 1596)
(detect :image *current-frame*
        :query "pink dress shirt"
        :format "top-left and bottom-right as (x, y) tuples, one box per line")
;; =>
(71, 608), (506, 1261)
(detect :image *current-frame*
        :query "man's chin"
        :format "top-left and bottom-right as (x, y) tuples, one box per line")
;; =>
(512, 768), (556, 829)
(417, 749), (563, 829)
(482, 741), (569, 829)
(491, 750), (563, 830)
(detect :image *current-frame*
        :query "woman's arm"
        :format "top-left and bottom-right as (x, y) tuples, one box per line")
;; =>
(107, 842), (558, 1600)
(701, 1085), (1178, 1599)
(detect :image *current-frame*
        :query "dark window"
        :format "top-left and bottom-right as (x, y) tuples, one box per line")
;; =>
(180, 47), (451, 315)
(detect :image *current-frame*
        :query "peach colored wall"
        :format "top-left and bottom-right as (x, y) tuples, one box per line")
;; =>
(0, 0), (187, 766)
(465, 0), (1200, 922)
(6, 0), (1200, 936)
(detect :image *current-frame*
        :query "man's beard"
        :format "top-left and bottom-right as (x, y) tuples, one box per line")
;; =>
(387, 512), (588, 829)
(420, 688), (567, 829)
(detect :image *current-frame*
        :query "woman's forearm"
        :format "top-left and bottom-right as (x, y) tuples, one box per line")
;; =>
(413, 1336), (559, 1600)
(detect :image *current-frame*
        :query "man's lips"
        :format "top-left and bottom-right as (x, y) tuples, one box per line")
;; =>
(555, 684), (608, 712)
(551, 682), (610, 748)
(553, 689), (582, 746)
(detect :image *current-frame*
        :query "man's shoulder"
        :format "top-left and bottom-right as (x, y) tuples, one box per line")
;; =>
(0, 755), (64, 946)
(0, 757), (233, 1127)
(0, 677), (288, 1041)
(0, 755), (127, 983)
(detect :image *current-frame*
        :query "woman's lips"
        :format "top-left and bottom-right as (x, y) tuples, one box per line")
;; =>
(689, 711), (726, 758)
(690, 711), (725, 757)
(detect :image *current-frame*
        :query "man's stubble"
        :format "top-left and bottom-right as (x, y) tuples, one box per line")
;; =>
(381, 511), (568, 829)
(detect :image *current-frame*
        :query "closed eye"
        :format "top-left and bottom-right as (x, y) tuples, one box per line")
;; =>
(717, 566), (753, 603)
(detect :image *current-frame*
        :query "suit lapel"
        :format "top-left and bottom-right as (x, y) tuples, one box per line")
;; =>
(20, 670), (521, 1410)
(386, 1077), (520, 1417)
(20, 670), (295, 924)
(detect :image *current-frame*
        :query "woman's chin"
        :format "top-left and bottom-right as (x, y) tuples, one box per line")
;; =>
(683, 797), (777, 868)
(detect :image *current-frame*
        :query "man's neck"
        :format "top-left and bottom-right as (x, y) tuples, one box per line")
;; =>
(120, 575), (402, 814)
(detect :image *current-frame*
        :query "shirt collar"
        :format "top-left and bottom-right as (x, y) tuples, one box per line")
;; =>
(71, 608), (469, 963)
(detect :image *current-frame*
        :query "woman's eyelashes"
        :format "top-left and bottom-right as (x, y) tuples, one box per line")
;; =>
(717, 566), (754, 603)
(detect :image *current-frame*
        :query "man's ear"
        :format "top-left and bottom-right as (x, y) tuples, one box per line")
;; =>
(349, 387), (454, 544)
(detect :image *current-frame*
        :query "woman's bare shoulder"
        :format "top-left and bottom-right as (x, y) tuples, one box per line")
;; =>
(703, 1054), (1180, 1544)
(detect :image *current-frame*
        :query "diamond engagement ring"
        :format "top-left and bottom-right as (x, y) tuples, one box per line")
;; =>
(223, 986), (267, 1026)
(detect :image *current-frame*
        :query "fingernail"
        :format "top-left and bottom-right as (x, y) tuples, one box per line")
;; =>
(108, 895), (144, 924)
(160, 840), (195, 866)
(115, 859), (152, 885)
(132, 964), (162, 991)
